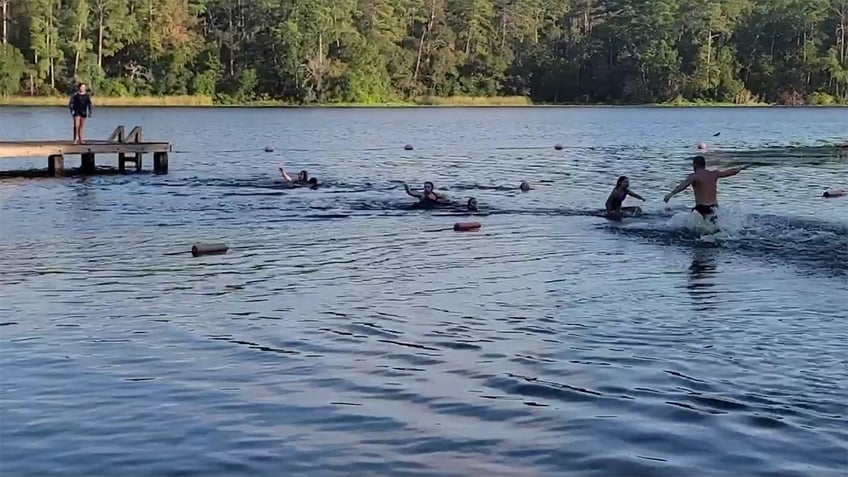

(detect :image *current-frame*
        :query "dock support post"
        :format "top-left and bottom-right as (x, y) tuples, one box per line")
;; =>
(119, 152), (143, 172)
(81, 152), (95, 173)
(48, 154), (64, 176)
(153, 152), (168, 174)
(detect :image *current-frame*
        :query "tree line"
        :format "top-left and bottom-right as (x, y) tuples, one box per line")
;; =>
(0, 0), (846, 105)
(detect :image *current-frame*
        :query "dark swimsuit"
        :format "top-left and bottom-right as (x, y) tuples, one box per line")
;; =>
(607, 191), (626, 212)
(693, 204), (718, 221)
(69, 93), (92, 118)
(606, 189), (639, 219)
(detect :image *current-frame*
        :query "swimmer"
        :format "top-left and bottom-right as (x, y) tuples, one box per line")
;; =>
(663, 155), (749, 222)
(279, 165), (319, 189)
(404, 181), (449, 207)
(605, 176), (645, 221)
(467, 197), (478, 212)
(519, 181), (530, 192)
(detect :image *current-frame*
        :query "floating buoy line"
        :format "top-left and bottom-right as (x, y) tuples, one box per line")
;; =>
(169, 143), (575, 155)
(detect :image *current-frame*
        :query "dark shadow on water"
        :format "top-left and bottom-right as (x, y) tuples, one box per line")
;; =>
(0, 166), (156, 179)
(687, 246), (720, 312)
(599, 213), (848, 279)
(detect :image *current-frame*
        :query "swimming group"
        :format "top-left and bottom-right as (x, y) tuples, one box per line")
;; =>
(278, 154), (844, 224)
(279, 163), (533, 214)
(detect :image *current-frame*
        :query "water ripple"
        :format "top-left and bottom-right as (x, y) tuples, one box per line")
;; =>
(1, 107), (847, 476)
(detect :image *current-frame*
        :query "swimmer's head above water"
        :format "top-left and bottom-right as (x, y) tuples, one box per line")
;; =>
(519, 181), (530, 192)
(423, 181), (435, 193)
(616, 176), (629, 189)
(467, 197), (478, 211)
(298, 170), (309, 182)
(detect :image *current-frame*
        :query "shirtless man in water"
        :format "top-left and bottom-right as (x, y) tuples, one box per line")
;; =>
(663, 155), (749, 221)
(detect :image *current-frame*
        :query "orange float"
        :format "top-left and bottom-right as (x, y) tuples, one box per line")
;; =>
(453, 222), (481, 232)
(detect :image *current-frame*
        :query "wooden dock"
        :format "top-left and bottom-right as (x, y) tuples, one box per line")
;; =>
(0, 126), (171, 176)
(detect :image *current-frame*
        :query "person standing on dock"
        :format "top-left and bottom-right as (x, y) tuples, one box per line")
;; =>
(69, 83), (93, 144)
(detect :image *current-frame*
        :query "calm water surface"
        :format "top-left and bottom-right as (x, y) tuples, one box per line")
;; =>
(1, 107), (847, 476)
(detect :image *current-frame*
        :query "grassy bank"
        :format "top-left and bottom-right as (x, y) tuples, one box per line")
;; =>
(2, 94), (844, 108)
(0, 94), (531, 108)
(0, 95), (214, 107)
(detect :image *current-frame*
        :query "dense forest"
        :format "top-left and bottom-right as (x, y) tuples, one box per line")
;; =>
(0, 0), (846, 104)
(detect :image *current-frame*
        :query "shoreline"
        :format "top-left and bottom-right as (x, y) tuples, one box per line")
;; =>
(1, 95), (846, 108)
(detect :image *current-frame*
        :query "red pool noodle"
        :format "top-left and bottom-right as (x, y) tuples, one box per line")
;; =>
(453, 222), (481, 232)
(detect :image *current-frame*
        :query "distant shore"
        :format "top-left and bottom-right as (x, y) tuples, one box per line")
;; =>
(1, 94), (846, 108)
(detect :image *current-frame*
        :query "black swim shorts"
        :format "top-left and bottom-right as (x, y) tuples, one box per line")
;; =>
(693, 204), (717, 220)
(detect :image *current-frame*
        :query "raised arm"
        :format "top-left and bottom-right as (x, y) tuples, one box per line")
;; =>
(279, 165), (293, 182)
(717, 164), (749, 177)
(664, 174), (694, 202)
(627, 189), (645, 201)
(404, 183), (422, 198)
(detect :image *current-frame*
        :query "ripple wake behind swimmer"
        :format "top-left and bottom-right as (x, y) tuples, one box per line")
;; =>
(600, 211), (848, 277)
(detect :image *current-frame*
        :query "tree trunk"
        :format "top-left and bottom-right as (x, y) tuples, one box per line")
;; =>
(75, 23), (83, 74)
(49, 0), (55, 88)
(414, 1), (436, 80)
(228, 3), (234, 75)
(1, 0), (7, 44)
(98, 12), (104, 69)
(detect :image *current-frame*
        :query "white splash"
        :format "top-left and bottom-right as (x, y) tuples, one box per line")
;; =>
(665, 205), (750, 241)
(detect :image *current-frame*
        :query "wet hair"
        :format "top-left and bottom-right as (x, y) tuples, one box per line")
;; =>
(692, 156), (706, 169)
(308, 177), (318, 185)
(616, 176), (628, 187)
(467, 197), (478, 211)
(519, 181), (530, 191)
(424, 181), (434, 189)
(298, 170), (308, 181)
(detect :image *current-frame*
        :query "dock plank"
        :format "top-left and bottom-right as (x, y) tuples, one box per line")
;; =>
(0, 140), (170, 158)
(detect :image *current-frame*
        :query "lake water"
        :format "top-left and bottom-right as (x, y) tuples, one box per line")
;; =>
(1, 106), (846, 476)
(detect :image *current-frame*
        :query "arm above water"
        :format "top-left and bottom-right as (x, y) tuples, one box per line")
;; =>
(627, 189), (645, 201)
(664, 174), (694, 202)
(717, 164), (749, 178)
(279, 165), (293, 182)
(404, 183), (422, 198)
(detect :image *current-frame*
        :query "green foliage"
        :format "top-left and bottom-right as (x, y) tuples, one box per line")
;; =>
(3, 0), (847, 104)
(808, 92), (837, 105)
(0, 44), (27, 95)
